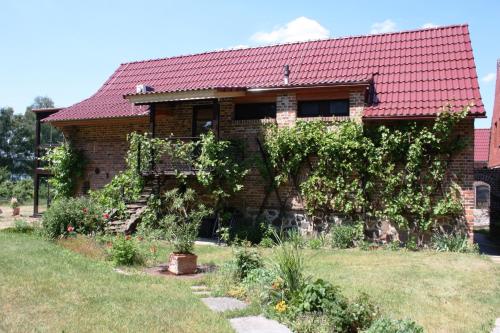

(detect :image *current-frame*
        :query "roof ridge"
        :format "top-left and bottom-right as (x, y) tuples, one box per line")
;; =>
(121, 24), (469, 66)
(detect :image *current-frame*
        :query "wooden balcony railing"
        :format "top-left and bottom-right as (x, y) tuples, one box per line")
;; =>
(137, 136), (201, 176)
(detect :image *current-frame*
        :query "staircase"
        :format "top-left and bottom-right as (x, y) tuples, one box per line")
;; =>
(105, 184), (154, 234)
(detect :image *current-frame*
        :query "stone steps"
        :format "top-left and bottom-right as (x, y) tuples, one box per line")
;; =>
(104, 184), (153, 234)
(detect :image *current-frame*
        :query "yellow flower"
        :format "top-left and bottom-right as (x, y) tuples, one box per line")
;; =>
(275, 300), (287, 313)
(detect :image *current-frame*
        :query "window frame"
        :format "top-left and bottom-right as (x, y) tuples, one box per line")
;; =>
(297, 99), (350, 118)
(234, 102), (277, 121)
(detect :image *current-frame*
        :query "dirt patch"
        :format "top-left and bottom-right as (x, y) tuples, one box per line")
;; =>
(57, 235), (108, 260)
(0, 204), (40, 230)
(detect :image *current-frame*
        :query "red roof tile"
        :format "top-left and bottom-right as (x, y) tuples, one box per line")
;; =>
(475, 128), (490, 162)
(46, 24), (485, 122)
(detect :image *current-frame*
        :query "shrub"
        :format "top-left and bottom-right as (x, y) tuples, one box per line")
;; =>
(331, 224), (364, 249)
(431, 232), (478, 253)
(233, 247), (263, 280)
(260, 236), (275, 248)
(161, 188), (211, 254)
(242, 267), (277, 302)
(108, 235), (142, 266)
(345, 294), (379, 331)
(296, 279), (344, 313)
(308, 237), (325, 250)
(42, 197), (105, 238)
(364, 318), (424, 333)
(13, 219), (33, 233)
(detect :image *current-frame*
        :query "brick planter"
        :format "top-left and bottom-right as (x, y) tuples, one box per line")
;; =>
(168, 253), (197, 275)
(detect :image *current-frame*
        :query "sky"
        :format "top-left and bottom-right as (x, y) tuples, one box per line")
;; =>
(1, 0), (499, 128)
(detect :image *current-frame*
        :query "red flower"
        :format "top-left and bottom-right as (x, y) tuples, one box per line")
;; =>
(103, 213), (110, 219)
(67, 225), (75, 233)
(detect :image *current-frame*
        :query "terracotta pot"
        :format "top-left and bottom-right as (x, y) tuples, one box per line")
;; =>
(12, 207), (20, 216)
(168, 252), (197, 275)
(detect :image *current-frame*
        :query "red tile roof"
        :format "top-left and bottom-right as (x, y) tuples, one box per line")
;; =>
(488, 60), (500, 167)
(475, 128), (490, 162)
(45, 24), (485, 122)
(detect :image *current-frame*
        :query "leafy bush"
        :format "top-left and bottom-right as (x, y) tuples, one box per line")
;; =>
(344, 294), (379, 332)
(161, 188), (211, 254)
(233, 247), (263, 280)
(242, 267), (277, 302)
(331, 224), (364, 249)
(13, 219), (34, 233)
(364, 318), (424, 333)
(260, 236), (275, 248)
(308, 236), (326, 250)
(296, 279), (343, 313)
(42, 197), (105, 238)
(431, 232), (478, 253)
(108, 236), (143, 266)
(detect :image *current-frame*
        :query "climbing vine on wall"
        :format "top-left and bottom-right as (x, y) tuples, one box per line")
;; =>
(43, 142), (86, 199)
(263, 105), (470, 243)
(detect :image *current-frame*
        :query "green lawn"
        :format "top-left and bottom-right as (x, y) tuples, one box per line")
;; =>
(1, 231), (499, 333)
(0, 232), (233, 333)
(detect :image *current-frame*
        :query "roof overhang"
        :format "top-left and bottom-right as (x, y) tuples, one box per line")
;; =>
(124, 88), (247, 105)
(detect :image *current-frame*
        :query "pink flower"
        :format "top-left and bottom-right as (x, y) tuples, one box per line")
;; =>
(67, 225), (75, 233)
(103, 213), (110, 219)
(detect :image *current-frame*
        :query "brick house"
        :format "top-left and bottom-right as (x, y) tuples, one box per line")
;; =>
(474, 59), (500, 237)
(35, 24), (485, 235)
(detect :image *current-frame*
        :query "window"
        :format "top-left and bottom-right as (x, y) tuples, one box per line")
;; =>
(234, 103), (276, 120)
(297, 99), (350, 117)
(193, 106), (214, 136)
(475, 184), (490, 209)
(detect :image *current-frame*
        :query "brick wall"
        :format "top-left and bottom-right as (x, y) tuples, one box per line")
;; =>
(59, 89), (477, 238)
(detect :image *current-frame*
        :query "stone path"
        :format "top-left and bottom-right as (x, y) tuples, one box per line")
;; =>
(201, 297), (248, 312)
(191, 285), (292, 333)
(492, 318), (500, 333)
(230, 316), (292, 333)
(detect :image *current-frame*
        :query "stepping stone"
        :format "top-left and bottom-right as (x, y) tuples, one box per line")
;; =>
(201, 297), (247, 312)
(193, 291), (211, 296)
(492, 318), (500, 333)
(191, 285), (208, 291)
(230, 316), (292, 333)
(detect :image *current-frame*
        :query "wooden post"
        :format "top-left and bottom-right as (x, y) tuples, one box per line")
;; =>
(137, 140), (142, 175)
(149, 104), (156, 172)
(33, 113), (41, 216)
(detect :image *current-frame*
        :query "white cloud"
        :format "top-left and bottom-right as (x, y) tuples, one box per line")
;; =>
(370, 19), (397, 34)
(251, 17), (330, 44)
(421, 23), (440, 29)
(217, 44), (249, 51)
(482, 72), (496, 83)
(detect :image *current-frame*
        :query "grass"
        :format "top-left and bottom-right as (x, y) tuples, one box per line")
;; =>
(0, 232), (233, 333)
(2, 232), (500, 332)
(197, 247), (500, 333)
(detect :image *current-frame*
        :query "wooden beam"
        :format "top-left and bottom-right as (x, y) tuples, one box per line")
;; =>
(125, 89), (246, 105)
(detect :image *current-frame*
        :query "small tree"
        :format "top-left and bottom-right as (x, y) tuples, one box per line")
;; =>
(161, 188), (212, 254)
